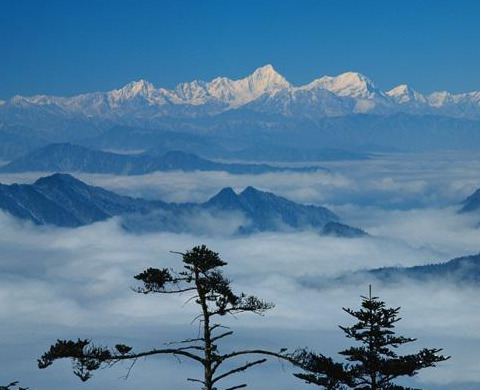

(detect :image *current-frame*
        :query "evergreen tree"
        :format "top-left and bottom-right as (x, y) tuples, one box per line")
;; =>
(38, 245), (291, 390)
(294, 287), (449, 390)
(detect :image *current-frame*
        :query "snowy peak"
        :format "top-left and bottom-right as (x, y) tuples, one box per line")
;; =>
(387, 84), (409, 97)
(218, 64), (290, 106)
(387, 84), (426, 104)
(174, 80), (209, 103)
(10, 94), (63, 106)
(4, 64), (480, 121)
(252, 64), (276, 75)
(109, 79), (157, 102)
(308, 72), (380, 99)
(247, 64), (290, 91)
(172, 64), (290, 107)
(427, 91), (453, 107)
(126, 79), (155, 95)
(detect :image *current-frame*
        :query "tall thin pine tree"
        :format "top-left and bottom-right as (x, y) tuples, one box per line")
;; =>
(294, 286), (449, 390)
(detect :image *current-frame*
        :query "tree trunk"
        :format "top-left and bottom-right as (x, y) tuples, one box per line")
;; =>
(195, 267), (214, 390)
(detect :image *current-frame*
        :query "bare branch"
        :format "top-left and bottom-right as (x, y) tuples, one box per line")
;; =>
(220, 349), (295, 365)
(117, 348), (205, 364)
(187, 378), (205, 385)
(169, 251), (186, 256)
(225, 384), (247, 390)
(121, 358), (137, 380)
(210, 324), (230, 333)
(213, 359), (267, 384)
(165, 337), (205, 346)
(211, 331), (234, 343)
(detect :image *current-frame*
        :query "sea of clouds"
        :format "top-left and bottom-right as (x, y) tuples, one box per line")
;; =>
(0, 151), (479, 390)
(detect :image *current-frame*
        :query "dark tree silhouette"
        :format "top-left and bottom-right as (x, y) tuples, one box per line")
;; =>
(38, 245), (291, 390)
(0, 382), (28, 390)
(293, 287), (449, 390)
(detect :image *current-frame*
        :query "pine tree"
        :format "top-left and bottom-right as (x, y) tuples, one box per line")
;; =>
(38, 245), (291, 390)
(294, 287), (449, 390)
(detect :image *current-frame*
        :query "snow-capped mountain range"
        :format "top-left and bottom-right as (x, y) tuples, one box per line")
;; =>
(2, 65), (480, 128)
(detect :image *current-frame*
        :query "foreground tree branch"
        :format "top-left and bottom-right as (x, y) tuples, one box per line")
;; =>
(38, 245), (292, 389)
(0, 382), (28, 390)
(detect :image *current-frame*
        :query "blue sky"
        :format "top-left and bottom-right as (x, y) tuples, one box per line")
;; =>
(1, 0), (479, 99)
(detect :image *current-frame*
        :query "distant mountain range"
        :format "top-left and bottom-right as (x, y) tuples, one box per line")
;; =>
(300, 253), (480, 287)
(337, 253), (480, 285)
(0, 143), (322, 175)
(202, 186), (365, 236)
(0, 173), (365, 237)
(2, 65), (480, 125)
(365, 253), (480, 284)
(2, 65), (480, 159)
(79, 125), (371, 163)
(320, 189), (480, 286)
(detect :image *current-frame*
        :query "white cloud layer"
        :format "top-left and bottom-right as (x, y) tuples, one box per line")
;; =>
(0, 152), (479, 389)
(2, 151), (480, 211)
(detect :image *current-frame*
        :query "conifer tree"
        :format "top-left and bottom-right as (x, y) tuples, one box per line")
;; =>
(294, 287), (449, 390)
(38, 245), (291, 390)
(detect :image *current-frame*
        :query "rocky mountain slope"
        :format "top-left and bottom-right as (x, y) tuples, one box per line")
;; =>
(0, 173), (163, 227)
(0, 173), (363, 236)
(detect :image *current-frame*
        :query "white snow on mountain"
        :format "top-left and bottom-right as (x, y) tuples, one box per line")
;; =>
(207, 64), (290, 107)
(304, 72), (381, 99)
(109, 80), (157, 102)
(2, 65), (480, 123)
(427, 91), (453, 107)
(170, 64), (290, 107)
(387, 84), (427, 105)
(298, 72), (390, 113)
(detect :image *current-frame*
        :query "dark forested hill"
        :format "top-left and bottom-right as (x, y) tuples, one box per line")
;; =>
(320, 253), (480, 287)
(0, 143), (322, 175)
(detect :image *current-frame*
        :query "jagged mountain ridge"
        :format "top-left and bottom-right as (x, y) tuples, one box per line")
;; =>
(206, 186), (336, 234)
(0, 143), (322, 175)
(2, 65), (480, 131)
(0, 173), (164, 227)
(0, 173), (363, 236)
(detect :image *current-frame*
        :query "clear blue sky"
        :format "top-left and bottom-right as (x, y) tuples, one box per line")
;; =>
(1, 0), (479, 99)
